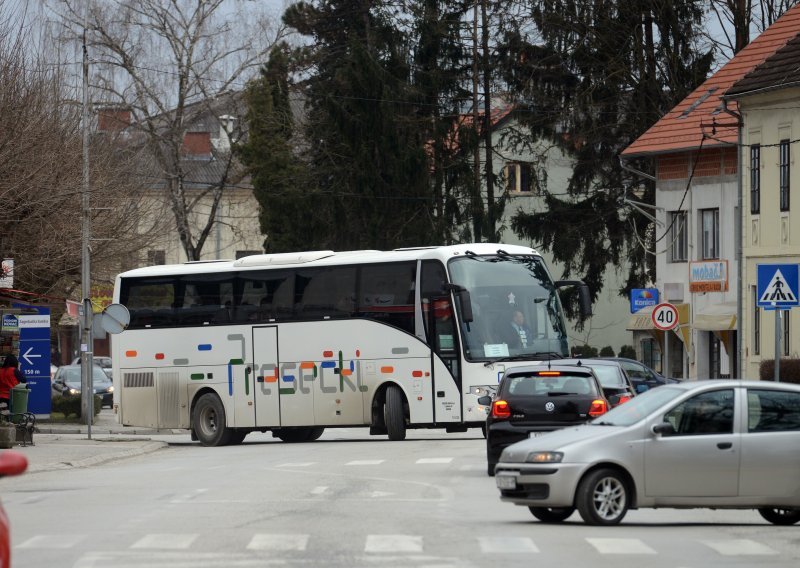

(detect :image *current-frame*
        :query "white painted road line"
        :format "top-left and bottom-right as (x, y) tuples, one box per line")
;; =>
(415, 458), (453, 464)
(346, 460), (385, 466)
(247, 533), (309, 551)
(365, 534), (423, 552)
(702, 539), (779, 556)
(478, 536), (540, 553)
(586, 538), (656, 555)
(17, 534), (86, 549)
(131, 534), (199, 549)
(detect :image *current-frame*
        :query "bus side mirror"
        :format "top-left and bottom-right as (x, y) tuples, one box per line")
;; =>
(445, 284), (473, 323)
(554, 280), (593, 318)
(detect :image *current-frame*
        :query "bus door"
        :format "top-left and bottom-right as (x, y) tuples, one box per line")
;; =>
(253, 326), (281, 427)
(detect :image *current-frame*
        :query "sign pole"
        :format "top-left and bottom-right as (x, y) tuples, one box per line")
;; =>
(664, 330), (669, 379)
(774, 305), (781, 382)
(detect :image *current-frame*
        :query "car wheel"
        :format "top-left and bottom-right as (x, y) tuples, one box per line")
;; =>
(192, 393), (232, 447)
(487, 461), (496, 477)
(758, 507), (800, 525)
(384, 385), (406, 441)
(576, 468), (629, 525)
(528, 507), (575, 523)
(481, 423), (487, 438)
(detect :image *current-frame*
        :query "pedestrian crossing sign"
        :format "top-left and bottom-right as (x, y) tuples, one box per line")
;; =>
(757, 264), (799, 308)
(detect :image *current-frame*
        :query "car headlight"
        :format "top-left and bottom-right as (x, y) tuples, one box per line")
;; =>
(524, 451), (564, 464)
(67, 388), (79, 395)
(107, 386), (114, 393)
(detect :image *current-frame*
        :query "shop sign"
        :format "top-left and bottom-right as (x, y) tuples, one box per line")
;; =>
(630, 288), (659, 314)
(689, 260), (728, 292)
(1, 314), (18, 332)
(0, 259), (12, 289)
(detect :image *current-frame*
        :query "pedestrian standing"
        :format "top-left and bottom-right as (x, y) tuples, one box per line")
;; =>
(0, 354), (26, 411)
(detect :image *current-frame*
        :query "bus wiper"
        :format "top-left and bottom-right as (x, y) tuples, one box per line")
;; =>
(483, 352), (565, 367)
(529, 351), (566, 360)
(483, 355), (531, 367)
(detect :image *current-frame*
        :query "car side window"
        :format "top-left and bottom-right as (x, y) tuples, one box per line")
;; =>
(622, 362), (647, 380)
(664, 389), (734, 435)
(748, 389), (800, 433)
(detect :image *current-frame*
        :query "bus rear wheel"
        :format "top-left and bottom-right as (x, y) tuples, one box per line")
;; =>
(192, 393), (232, 447)
(384, 385), (407, 441)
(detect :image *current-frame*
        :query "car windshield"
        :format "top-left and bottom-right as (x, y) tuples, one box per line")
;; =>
(592, 385), (685, 426)
(576, 364), (627, 388)
(61, 366), (111, 386)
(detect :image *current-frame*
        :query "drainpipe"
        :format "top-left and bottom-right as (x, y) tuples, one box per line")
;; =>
(722, 99), (744, 378)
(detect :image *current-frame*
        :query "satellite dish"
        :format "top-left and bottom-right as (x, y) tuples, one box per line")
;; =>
(101, 303), (130, 335)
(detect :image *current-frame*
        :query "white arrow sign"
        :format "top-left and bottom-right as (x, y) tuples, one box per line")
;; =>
(22, 346), (42, 366)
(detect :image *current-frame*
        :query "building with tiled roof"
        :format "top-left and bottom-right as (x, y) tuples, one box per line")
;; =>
(725, 28), (800, 379)
(621, 4), (800, 380)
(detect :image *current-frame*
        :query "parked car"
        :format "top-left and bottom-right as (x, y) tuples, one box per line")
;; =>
(0, 450), (28, 568)
(544, 359), (636, 403)
(494, 379), (800, 526)
(51, 365), (114, 408)
(71, 356), (113, 380)
(479, 365), (610, 476)
(597, 357), (677, 392)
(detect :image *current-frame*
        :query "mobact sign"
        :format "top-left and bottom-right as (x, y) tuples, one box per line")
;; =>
(630, 288), (659, 314)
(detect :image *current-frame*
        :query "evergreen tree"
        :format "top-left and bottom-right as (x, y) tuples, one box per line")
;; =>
(238, 44), (310, 253)
(500, 1), (713, 318)
(282, 0), (436, 250)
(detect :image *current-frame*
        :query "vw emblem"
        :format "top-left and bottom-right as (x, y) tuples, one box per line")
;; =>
(545, 402), (555, 412)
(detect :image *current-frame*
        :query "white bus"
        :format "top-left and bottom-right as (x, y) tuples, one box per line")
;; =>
(111, 243), (589, 445)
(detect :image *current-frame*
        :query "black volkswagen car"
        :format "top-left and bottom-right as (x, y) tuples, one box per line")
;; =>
(479, 365), (610, 476)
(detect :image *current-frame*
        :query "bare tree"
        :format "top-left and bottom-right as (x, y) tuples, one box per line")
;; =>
(706, 0), (799, 58)
(51, 0), (287, 261)
(0, 8), (164, 299)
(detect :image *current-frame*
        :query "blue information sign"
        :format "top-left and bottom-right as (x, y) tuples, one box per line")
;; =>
(630, 288), (659, 314)
(13, 304), (51, 415)
(757, 264), (799, 309)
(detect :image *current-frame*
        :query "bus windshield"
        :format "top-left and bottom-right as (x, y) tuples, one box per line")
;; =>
(448, 254), (568, 362)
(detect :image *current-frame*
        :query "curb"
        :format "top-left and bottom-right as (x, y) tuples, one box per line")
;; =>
(26, 441), (168, 474)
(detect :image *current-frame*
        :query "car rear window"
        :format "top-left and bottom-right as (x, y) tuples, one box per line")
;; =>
(584, 365), (626, 387)
(505, 374), (598, 397)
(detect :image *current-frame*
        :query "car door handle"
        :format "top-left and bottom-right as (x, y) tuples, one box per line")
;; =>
(717, 442), (732, 450)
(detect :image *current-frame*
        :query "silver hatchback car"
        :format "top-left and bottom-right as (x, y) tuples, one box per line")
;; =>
(495, 380), (800, 525)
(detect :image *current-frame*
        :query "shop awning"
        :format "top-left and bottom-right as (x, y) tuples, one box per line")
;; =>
(694, 302), (737, 331)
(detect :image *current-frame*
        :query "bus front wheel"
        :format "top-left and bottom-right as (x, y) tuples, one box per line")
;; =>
(384, 385), (407, 441)
(192, 393), (232, 447)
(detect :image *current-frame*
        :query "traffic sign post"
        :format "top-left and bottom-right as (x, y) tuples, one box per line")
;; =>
(652, 303), (678, 378)
(757, 264), (799, 382)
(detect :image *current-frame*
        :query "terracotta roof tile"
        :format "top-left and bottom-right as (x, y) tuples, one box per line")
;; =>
(622, 4), (800, 157)
(727, 32), (800, 95)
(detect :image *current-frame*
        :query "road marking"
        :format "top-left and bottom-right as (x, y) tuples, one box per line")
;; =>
(369, 491), (394, 498)
(247, 533), (309, 551)
(586, 538), (656, 554)
(131, 534), (198, 549)
(365, 535), (423, 552)
(701, 539), (779, 555)
(415, 458), (453, 464)
(478, 536), (539, 553)
(73, 551), (271, 567)
(17, 534), (86, 549)
(310, 486), (328, 495)
(275, 462), (315, 467)
(346, 460), (385, 466)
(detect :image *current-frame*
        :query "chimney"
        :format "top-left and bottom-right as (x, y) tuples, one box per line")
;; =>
(182, 131), (212, 158)
(97, 107), (131, 132)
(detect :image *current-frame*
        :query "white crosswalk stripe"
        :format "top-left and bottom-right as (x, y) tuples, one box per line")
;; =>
(365, 534), (423, 552)
(701, 539), (779, 555)
(130, 534), (199, 549)
(478, 536), (539, 553)
(73, 551), (269, 568)
(586, 538), (656, 555)
(275, 462), (315, 467)
(247, 533), (309, 551)
(17, 534), (86, 549)
(415, 457), (453, 464)
(346, 459), (385, 465)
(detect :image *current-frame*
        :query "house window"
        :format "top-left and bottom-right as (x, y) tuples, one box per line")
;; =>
(147, 250), (166, 265)
(504, 162), (533, 193)
(701, 208), (719, 260)
(750, 144), (760, 214)
(780, 139), (790, 211)
(236, 250), (261, 260)
(669, 211), (688, 262)
(753, 286), (760, 356)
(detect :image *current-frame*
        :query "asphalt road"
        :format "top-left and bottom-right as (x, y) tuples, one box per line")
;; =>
(3, 428), (798, 568)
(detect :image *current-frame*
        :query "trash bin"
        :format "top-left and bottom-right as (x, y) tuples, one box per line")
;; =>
(10, 383), (29, 414)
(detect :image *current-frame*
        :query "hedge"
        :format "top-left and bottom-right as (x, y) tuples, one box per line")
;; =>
(51, 395), (103, 418)
(758, 359), (800, 384)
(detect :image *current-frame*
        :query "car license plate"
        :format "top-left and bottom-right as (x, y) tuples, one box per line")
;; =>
(529, 431), (544, 438)
(496, 475), (517, 490)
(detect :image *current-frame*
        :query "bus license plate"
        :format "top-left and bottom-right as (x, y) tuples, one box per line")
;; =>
(496, 475), (517, 490)
(529, 431), (544, 438)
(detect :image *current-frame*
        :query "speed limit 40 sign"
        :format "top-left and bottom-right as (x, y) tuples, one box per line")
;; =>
(652, 302), (679, 331)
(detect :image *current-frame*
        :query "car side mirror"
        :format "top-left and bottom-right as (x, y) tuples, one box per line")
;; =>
(477, 396), (492, 406)
(651, 422), (675, 436)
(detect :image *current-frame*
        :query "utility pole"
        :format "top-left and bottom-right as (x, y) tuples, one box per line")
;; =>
(81, 7), (94, 437)
(480, 0), (495, 240)
(471, 1), (482, 242)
